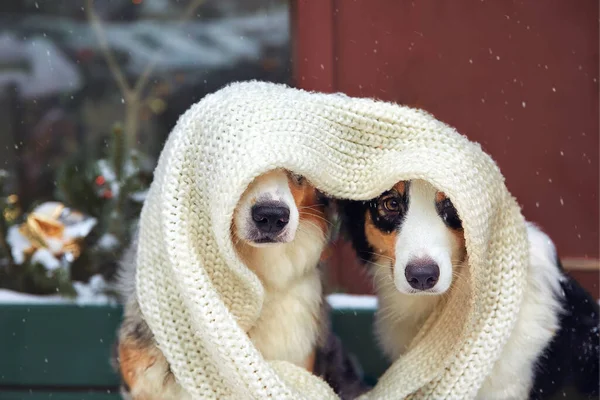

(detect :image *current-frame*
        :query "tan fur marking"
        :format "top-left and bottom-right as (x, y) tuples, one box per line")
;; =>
(436, 191), (447, 203)
(289, 176), (328, 236)
(394, 181), (406, 195)
(288, 175), (326, 374)
(452, 228), (467, 263)
(303, 349), (317, 373)
(118, 340), (157, 390)
(364, 210), (397, 262)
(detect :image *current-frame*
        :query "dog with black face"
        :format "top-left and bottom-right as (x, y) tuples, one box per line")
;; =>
(340, 179), (599, 399)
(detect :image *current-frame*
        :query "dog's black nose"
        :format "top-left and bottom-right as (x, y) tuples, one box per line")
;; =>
(405, 260), (440, 290)
(251, 203), (290, 233)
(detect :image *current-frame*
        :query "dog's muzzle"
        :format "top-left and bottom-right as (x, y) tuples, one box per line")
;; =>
(249, 201), (290, 243)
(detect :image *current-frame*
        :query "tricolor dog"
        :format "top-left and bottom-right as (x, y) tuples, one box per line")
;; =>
(340, 179), (599, 399)
(114, 169), (366, 399)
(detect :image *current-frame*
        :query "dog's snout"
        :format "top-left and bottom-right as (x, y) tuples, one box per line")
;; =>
(251, 203), (290, 234)
(405, 259), (440, 290)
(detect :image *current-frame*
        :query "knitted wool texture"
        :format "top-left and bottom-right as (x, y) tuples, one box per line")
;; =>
(135, 81), (529, 399)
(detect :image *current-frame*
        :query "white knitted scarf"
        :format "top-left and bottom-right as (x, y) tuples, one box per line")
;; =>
(135, 81), (529, 399)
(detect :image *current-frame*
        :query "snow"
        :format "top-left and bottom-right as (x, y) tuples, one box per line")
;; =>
(97, 233), (120, 250)
(13, 8), (288, 81)
(123, 159), (139, 179)
(97, 159), (120, 197)
(130, 189), (148, 203)
(0, 289), (69, 304)
(6, 226), (30, 264)
(0, 288), (376, 309)
(97, 159), (117, 183)
(203, 23), (261, 61)
(140, 0), (170, 14)
(129, 23), (233, 69)
(34, 202), (63, 216)
(326, 293), (378, 310)
(64, 218), (97, 239)
(0, 34), (81, 98)
(7, 202), (98, 270)
(42, 237), (65, 255)
(0, 275), (116, 306)
(72, 275), (116, 306)
(30, 203), (98, 240)
(31, 248), (61, 271)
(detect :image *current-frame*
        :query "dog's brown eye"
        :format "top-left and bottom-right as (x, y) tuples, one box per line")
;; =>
(369, 191), (406, 231)
(382, 197), (400, 213)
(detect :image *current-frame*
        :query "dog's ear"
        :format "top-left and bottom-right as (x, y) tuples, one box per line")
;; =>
(317, 193), (342, 244)
(332, 199), (375, 266)
(315, 189), (331, 207)
(334, 199), (362, 240)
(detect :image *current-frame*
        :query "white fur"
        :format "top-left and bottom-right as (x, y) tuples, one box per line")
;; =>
(117, 170), (327, 399)
(234, 169), (300, 245)
(232, 169), (327, 366)
(394, 180), (458, 295)
(373, 181), (564, 399)
(238, 219), (326, 366)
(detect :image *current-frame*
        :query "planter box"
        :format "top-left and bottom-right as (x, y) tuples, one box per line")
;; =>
(0, 300), (387, 399)
(0, 300), (589, 399)
(0, 304), (123, 399)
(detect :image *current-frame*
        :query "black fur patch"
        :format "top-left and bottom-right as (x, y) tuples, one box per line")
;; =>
(435, 198), (462, 230)
(529, 257), (600, 400)
(338, 199), (377, 265)
(338, 183), (409, 265)
(314, 329), (372, 400)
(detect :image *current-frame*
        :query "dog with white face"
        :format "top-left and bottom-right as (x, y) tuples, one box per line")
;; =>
(234, 170), (302, 245)
(340, 179), (599, 400)
(376, 180), (465, 296)
(114, 169), (330, 399)
(232, 169), (330, 364)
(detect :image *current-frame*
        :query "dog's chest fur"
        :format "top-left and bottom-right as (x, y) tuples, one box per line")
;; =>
(374, 224), (565, 399)
(240, 223), (326, 367)
(249, 271), (323, 365)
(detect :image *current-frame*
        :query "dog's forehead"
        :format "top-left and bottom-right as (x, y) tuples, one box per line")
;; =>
(247, 170), (289, 191)
(378, 180), (453, 203)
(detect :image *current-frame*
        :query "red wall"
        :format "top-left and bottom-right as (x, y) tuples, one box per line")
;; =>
(292, 0), (599, 295)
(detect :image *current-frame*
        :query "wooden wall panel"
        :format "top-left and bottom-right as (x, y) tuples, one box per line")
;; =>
(292, 0), (599, 295)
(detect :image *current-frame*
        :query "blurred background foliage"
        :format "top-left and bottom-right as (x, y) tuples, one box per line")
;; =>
(0, 0), (291, 297)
